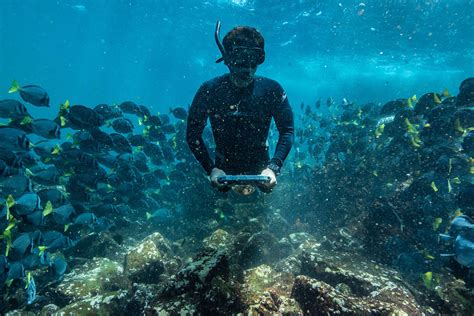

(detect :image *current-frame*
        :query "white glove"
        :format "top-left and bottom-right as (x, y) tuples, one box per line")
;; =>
(209, 167), (227, 189)
(260, 168), (277, 191)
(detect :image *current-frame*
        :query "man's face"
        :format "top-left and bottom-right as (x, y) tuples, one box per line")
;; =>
(229, 64), (257, 88)
(227, 46), (262, 88)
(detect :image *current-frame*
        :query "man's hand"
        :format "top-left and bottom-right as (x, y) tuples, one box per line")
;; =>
(209, 167), (227, 190)
(259, 168), (277, 192)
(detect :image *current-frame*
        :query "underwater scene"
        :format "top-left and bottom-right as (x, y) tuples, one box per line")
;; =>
(0, 0), (473, 314)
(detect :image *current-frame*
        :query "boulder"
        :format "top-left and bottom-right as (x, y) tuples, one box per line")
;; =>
(241, 264), (302, 315)
(57, 257), (127, 301)
(124, 232), (180, 284)
(203, 229), (234, 251)
(292, 251), (432, 315)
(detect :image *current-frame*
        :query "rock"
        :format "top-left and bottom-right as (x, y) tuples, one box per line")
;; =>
(275, 254), (302, 275)
(124, 232), (179, 284)
(246, 291), (303, 316)
(292, 251), (432, 315)
(124, 239), (164, 284)
(5, 311), (35, 316)
(162, 249), (230, 297)
(236, 231), (283, 269)
(288, 232), (317, 247)
(124, 283), (164, 315)
(55, 290), (128, 316)
(241, 264), (302, 315)
(57, 257), (127, 302)
(380, 99), (406, 115)
(40, 304), (60, 315)
(415, 93), (442, 116)
(153, 249), (244, 315)
(203, 229), (234, 251)
(432, 278), (474, 314)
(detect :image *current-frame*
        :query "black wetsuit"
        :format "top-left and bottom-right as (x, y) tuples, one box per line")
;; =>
(186, 74), (294, 175)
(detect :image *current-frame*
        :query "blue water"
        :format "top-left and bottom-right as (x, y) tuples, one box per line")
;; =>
(1, 0), (473, 119)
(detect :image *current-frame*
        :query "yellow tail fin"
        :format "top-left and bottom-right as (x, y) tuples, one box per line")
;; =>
(20, 116), (33, 125)
(42, 201), (53, 217)
(8, 80), (20, 93)
(38, 246), (48, 256)
(442, 88), (450, 97)
(60, 116), (68, 127)
(25, 272), (31, 289)
(6, 195), (15, 210)
(52, 144), (61, 155)
(60, 99), (70, 111)
(25, 168), (35, 177)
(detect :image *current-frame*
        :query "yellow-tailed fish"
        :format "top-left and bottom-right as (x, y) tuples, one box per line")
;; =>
(4, 230), (12, 256)
(451, 177), (461, 185)
(373, 171), (378, 177)
(423, 250), (435, 260)
(433, 217), (442, 231)
(423, 271), (433, 288)
(424, 123), (431, 128)
(25, 168), (35, 177)
(38, 246), (48, 256)
(448, 179), (452, 193)
(375, 124), (385, 138)
(413, 136), (422, 147)
(42, 201), (53, 217)
(433, 94), (441, 104)
(6, 195), (15, 210)
(8, 80), (20, 93)
(454, 118), (464, 133)
(454, 208), (463, 218)
(442, 88), (450, 97)
(405, 118), (415, 133)
(431, 181), (438, 192)
(60, 99), (70, 112)
(52, 144), (61, 155)
(60, 116), (67, 127)
(25, 272), (31, 289)
(407, 98), (413, 108)
(5, 221), (15, 232)
(20, 116), (33, 125)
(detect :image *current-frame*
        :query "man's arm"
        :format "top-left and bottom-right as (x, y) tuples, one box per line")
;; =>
(186, 84), (215, 175)
(271, 89), (295, 168)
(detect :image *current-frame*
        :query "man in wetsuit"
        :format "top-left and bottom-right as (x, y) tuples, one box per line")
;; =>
(186, 24), (294, 193)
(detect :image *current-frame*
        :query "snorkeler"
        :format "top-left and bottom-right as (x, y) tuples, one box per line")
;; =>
(186, 22), (294, 194)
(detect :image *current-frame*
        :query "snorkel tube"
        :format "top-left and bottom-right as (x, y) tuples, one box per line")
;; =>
(215, 21), (227, 64)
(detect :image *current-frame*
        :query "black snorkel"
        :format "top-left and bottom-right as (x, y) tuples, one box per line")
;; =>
(215, 20), (227, 64)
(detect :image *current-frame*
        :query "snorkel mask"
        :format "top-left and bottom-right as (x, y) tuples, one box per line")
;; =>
(214, 21), (265, 71)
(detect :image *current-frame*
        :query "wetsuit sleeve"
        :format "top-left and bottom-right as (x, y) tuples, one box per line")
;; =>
(271, 87), (294, 167)
(186, 84), (215, 175)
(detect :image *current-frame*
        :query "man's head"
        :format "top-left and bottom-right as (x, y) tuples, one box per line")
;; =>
(222, 26), (265, 87)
